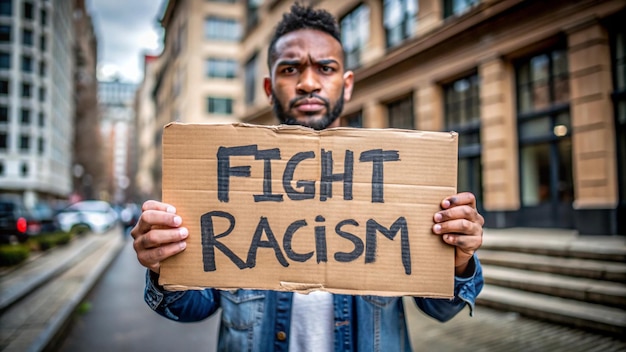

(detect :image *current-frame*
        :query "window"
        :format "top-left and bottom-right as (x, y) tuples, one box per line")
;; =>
(383, 0), (417, 48)
(342, 110), (363, 128)
(39, 60), (45, 76)
(38, 112), (44, 126)
(38, 86), (45, 102)
(387, 95), (414, 129)
(37, 136), (43, 154)
(22, 82), (31, 97)
(205, 17), (240, 41)
(0, 25), (10, 42)
(0, 79), (8, 95)
(444, 0), (480, 18)
(0, 52), (10, 69)
(40, 8), (47, 26)
(0, 0), (11, 16)
(20, 108), (29, 124)
(516, 47), (573, 223)
(23, 2), (33, 20)
(21, 55), (32, 72)
(0, 161), (4, 175)
(244, 53), (257, 105)
(444, 73), (482, 201)
(20, 134), (29, 152)
(206, 58), (237, 79)
(20, 162), (28, 176)
(208, 97), (233, 115)
(246, 0), (263, 29)
(610, 26), (626, 231)
(0, 132), (7, 150)
(0, 105), (7, 123)
(341, 4), (370, 69)
(22, 28), (33, 46)
(39, 35), (46, 51)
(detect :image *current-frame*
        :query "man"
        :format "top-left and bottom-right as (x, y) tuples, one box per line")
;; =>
(131, 3), (484, 351)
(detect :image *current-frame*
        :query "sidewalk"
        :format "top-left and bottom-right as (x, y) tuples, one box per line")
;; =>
(0, 228), (125, 352)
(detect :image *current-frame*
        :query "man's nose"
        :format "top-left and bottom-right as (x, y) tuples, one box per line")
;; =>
(296, 67), (321, 94)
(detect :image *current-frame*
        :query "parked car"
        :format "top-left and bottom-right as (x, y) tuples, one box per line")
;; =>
(30, 202), (61, 234)
(56, 200), (119, 235)
(0, 196), (32, 244)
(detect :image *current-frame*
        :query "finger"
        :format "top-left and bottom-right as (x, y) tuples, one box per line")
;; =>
(136, 241), (187, 274)
(441, 232), (482, 252)
(441, 192), (477, 210)
(433, 218), (482, 237)
(434, 205), (484, 225)
(131, 208), (182, 240)
(134, 227), (189, 250)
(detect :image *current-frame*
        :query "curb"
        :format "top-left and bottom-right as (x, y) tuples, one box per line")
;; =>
(30, 234), (125, 352)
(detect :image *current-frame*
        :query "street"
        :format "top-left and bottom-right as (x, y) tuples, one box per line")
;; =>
(57, 232), (220, 352)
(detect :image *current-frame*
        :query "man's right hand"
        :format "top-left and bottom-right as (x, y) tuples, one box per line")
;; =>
(130, 200), (188, 274)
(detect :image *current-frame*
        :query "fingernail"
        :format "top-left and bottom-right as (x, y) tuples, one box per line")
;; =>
(443, 200), (451, 208)
(179, 241), (187, 250)
(166, 206), (176, 214)
(434, 213), (442, 222)
(179, 227), (188, 238)
(433, 224), (441, 233)
(444, 235), (450, 241)
(173, 216), (182, 226)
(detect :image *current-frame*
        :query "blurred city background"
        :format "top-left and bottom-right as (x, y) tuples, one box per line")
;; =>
(0, 0), (625, 350)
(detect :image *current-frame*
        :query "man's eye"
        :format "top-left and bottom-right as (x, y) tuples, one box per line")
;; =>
(320, 66), (334, 73)
(282, 67), (297, 74)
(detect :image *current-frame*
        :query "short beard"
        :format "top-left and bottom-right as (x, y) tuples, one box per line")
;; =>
(272, 88), (345, 130)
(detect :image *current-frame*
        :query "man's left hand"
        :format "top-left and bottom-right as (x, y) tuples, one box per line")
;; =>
(432, 192), (484, 276)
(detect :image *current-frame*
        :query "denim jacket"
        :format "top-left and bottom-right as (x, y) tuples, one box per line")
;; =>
(144, 255), (483, 352)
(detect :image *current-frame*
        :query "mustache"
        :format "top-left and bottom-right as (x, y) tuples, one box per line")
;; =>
(288, 94), (330, 109)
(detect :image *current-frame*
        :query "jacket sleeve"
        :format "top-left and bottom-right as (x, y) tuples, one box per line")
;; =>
(144, 270), (221, 322)
(413, 254), (484, 322)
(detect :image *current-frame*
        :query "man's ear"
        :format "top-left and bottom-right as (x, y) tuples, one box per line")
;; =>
(343, 71), (354, 102)
(264, 77), (273, 104)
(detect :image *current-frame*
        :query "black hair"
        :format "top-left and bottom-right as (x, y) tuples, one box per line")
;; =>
(266, 2), (342, 71)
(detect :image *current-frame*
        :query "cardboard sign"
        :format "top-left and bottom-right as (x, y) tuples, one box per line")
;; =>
(160, 123), (458, 298)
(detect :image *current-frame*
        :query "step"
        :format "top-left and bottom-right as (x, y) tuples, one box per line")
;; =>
(482, 265), (626, 308)
(477, 249), (626, 282)
(477, 285), (626, 338)
(482, 232), (626, 262)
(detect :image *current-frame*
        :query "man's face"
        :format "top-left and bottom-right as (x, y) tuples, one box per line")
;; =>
(265, 29), (354, 130)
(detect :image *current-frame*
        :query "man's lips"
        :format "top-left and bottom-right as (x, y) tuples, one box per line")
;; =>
(293, 98), (325, 112)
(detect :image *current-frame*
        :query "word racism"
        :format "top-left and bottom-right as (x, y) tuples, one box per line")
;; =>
(200, 144), (414, 275)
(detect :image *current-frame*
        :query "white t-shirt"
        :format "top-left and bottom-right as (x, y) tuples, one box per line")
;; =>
(288, 291), (334, 351)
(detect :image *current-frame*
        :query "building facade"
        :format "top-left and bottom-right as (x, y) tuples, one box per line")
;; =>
(98, 80), (137, 204)
(0, 0), (75, 207)
(73, 0), (104, 202)
(147, 0), (625, 235)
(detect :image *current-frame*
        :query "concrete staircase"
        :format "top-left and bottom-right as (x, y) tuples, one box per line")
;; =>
(476, 229), (626, 339)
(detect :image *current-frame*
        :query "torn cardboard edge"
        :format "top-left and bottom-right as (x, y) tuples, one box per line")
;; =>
(159, 122), (458, 298)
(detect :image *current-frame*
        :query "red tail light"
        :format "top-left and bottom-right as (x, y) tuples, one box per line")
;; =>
(17, 217), (27, 233)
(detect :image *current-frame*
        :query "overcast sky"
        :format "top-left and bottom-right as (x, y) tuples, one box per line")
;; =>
(87, 0), (165, 83)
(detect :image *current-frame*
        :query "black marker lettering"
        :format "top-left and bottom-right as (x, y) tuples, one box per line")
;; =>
(246, 217), (289, 268)
(283, 151), (316, 200)
(334, 219), (363, 262)
(365, 217), (411, 275)
(359, 149), (400, 203)
(201, 211), (247, 271)
(320, 149), (353, 201)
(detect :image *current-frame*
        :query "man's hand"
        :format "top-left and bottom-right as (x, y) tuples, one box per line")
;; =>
(130, 200), (188, 274)
(432, 192), (484, 276)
